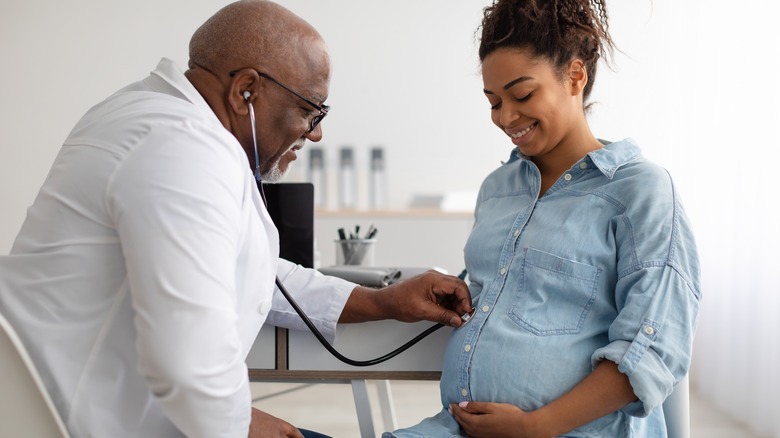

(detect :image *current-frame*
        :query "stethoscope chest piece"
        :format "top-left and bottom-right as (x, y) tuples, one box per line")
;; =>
(460, 307), (476, 325)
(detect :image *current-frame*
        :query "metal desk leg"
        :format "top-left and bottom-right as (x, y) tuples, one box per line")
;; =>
(351, 379), (375, 438)
(375, 380), (397, 431)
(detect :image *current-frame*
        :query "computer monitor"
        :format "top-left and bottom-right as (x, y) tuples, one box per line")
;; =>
(260, 182), (315, 269)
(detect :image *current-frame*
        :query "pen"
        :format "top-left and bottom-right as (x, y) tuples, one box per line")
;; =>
(352, 224), (370, 264)
(337, 228), (352, 262)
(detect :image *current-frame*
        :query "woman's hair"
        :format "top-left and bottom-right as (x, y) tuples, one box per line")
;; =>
(479, 0), (614, 102)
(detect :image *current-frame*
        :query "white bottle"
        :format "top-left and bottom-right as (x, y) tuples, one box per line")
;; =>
(339, 147), (356, 209)
(308, 147), (326, 209)
(369, 147), (387, 210)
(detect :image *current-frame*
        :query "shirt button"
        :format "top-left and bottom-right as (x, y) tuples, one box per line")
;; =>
(461, 388), (468, 397)
(259, 301), (272, 314)
(579, 162), (587, 169)
(464, 344), (471, 352)
(482, 305), (490, 313)
(513, 229), (520, 237)
(564, 173), (573, 181)
(644, 326), (655, 335)
(500, 267), (507, 275)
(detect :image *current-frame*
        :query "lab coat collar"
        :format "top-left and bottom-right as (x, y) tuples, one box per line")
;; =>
(147, 58), (224, 128)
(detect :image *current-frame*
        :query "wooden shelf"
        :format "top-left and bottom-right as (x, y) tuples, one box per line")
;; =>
(315, 208), (472, 218)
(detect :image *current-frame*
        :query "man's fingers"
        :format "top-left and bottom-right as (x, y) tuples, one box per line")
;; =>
(427, 272), (472, 314)
(439, 308), (463, 328)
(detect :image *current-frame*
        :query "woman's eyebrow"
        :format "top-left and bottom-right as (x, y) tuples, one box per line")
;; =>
(484, 75), (534, 94)
(503, 75), (533, 90)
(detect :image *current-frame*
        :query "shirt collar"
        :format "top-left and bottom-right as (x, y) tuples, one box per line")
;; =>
(586, 138), (642, 179)
(504, 137), (642, 180)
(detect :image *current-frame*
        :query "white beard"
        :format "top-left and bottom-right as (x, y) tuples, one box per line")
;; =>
(260, 141), (301, 182)
(261, 161), (285, 182)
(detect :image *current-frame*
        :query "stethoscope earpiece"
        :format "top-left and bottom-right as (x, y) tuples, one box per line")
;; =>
(244, 91), (260, 181)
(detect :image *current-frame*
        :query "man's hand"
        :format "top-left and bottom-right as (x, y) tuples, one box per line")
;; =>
(248, 408), (304, 438)
(339, 269), (472, 327)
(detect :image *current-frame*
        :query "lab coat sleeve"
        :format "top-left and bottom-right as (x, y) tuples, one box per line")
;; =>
(108, 122), (252, 438)
(267, 258), (356, 343)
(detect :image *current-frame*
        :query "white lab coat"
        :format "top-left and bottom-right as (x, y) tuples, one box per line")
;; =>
(0, 58), (354, 437)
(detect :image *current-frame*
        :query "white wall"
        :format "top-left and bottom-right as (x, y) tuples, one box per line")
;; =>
(0, 0), (710, 254)
(2, 1), (780, 434)
(0, 0), (745, 251)
(0, 0), (505, 253)
(0, 0), (235, 253)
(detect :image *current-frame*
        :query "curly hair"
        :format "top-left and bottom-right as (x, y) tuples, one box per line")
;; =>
(478, 0), (614, 102)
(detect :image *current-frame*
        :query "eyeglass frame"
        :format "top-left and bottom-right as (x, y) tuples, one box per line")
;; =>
(229, 69), (329, 133)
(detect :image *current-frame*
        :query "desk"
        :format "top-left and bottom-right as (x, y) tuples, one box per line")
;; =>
(247, 318), (451, 437)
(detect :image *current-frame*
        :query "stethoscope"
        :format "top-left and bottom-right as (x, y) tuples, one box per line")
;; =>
(244, 91), (473, 366)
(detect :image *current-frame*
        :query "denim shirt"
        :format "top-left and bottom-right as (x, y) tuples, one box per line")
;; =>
(388, 139), (701, 437)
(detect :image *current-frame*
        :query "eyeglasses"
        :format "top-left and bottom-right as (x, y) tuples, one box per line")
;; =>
(230, 69), (329, 133)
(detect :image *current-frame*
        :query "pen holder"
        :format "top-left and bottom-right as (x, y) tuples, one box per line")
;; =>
(335, 239), (376, 266)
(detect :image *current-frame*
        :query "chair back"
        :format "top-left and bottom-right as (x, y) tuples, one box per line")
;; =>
(0, 313), (71, 437)
(662, 373), (690, 438)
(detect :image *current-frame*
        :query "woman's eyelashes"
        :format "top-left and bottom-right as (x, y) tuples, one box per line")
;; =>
(488, 91), (533, 110)
(515, 92), (532, 103)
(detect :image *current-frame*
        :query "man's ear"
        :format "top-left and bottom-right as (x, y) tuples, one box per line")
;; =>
(568, 59), (588, 97)
(227, 69), (259, 115)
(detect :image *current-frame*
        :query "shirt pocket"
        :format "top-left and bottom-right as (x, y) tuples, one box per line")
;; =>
(508, 247), (601, 336)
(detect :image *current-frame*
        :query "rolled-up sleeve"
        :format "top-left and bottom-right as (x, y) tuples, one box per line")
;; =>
(592, 265), (700, 417)
(593, 175), (701, 417)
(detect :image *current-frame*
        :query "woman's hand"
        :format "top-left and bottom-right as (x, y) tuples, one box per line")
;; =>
(450, 401), (547, 438)
(450, 361), (637, 438)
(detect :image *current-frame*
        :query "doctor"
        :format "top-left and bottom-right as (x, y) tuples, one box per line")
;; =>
(0, 1), (471, 437)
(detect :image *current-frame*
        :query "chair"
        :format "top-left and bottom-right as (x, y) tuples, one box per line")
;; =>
(662, 373), (690, 438)
(0, 312), (71, 437)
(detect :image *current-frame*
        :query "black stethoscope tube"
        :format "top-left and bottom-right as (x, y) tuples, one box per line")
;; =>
(274, 277), (446, 367)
